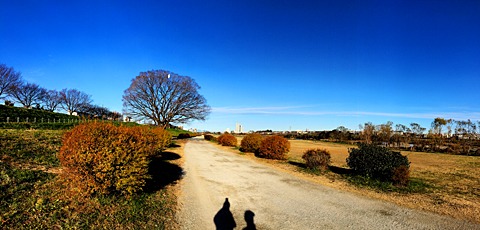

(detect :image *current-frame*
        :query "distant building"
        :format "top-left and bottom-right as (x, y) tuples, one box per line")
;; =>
(235, 123), (243, 133)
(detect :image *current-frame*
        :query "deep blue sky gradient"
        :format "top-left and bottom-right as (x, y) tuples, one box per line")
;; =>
(1, 0), (479, 131)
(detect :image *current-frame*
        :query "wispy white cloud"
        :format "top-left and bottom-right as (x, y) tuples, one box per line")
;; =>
(211, 106), (480, 120)
(212, 105), (311, 114)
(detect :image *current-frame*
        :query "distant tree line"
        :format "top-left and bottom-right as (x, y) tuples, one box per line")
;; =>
(283, 119), (480, 156)
(0, 63), (121, 120)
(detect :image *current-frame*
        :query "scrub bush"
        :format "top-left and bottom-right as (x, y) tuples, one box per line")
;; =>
(58, 123), (171, 196)
(257, 135), (290, 160)
(204, 134), (217, 142)
(347, 143), (410, 185)
(177, 133), (191, 139)
(302, 149), (331, 171)
(218, 133), (237, 147)
(240, 133), (264, 153)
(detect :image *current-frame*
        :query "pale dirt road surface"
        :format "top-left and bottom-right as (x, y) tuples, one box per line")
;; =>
(177, 137), (479, 229)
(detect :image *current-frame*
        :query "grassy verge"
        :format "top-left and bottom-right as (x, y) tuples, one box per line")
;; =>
(167, 128), (191, 138)
(0, 129), (63, 168)
(1, 129), (181, 229)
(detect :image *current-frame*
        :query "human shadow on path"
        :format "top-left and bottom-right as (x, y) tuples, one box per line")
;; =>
(214, 198), (236, 230)
(243, 210), (256, 230)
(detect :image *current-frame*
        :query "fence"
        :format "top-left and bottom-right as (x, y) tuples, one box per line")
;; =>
(1, 117), (81, 123)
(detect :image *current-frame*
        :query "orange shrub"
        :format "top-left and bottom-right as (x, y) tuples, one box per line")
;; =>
(150, 126), (172, 152)
(218, 133), (237, 147)
(302, 149), (331, 171)
(257, 135), (290, 160)
(58, 122), (171, 196)
(240, 133), (264, 153)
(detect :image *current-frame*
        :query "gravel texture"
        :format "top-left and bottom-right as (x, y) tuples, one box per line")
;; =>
(177, 137), (479, 229)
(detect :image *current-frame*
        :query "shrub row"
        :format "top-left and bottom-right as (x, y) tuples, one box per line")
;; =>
(237, 134), (291, 159)
(347, 143), (410, 185)
(216, 133), (410, 185)
(58, 123), (171, 196)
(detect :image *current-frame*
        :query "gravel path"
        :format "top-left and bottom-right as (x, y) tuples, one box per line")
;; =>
(177, 137), (479, 229)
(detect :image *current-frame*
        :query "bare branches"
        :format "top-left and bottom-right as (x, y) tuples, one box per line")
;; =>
(0, 64), (22, 99)
(59, 88), (92, 115)
(123, 70), (210, 127)
(9, 82), (46, 108)
(41, 90), (61, 112)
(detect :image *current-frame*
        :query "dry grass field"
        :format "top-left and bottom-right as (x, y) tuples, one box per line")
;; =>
(226, 136), (480, 223)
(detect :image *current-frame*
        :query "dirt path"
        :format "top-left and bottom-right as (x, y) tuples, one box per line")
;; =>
(177, 137), (479, 229)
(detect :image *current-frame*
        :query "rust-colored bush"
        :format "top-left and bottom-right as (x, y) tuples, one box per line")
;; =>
(302, 149), (331, 171)
(58, 122), (171, 196)
(240, 133), (264, 153)
(218, 133), (237, 147)
(257, 135), (290, 160)
(392, 165), (410, 186)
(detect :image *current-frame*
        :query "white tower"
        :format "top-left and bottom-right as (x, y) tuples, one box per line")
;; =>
(235, 122), (243, 134)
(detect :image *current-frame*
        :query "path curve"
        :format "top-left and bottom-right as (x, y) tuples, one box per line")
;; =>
(177, 137), (479, 229)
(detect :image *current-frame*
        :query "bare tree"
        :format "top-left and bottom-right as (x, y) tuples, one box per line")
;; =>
(378, 121), (393, 146)
(59, 88), (92, 115)
(431, 117), (447, 135)
(410, 122), (426, 151)
(393, 124), (410, 148)
(108, 111), (123, 121)
(359, 122), (375, 144)
(9, 82), (46, 108)
(123, 70), (210, 127)
(0, 64), (22, 100)
(333, 126), (349, 142)
(41, 89), (61, 112)
(429, 117), (448, 152)
(410, 123), (426, 137)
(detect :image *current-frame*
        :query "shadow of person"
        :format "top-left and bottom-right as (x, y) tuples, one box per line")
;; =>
(243, 210), (256, 230)
(214, 198), (236, 230)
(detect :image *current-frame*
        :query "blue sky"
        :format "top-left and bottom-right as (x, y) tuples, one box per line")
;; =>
(1, 0), (479, 132)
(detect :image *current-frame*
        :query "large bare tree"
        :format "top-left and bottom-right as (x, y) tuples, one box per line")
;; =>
(59, 88), (92, 115)
(9, 82), (46, 108)
(0, 64), (22, 100)
(123, 70), (210, 127)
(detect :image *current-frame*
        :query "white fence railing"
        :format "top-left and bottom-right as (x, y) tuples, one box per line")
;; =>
(0, 117), (81, 123)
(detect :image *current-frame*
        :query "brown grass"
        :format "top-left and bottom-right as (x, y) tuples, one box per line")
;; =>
(219, 137), (480, 223)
